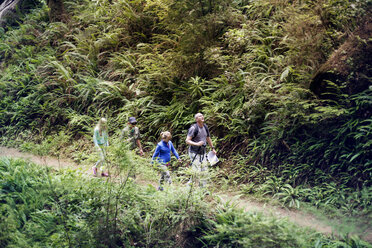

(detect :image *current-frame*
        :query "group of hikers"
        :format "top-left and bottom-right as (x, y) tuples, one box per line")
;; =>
(92, 113), (217, 190)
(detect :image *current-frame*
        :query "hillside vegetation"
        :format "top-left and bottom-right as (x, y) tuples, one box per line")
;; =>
(2, 157), (372, 247)
(0, 0), (371, 242)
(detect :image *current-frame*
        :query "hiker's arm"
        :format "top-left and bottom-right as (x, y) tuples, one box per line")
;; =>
(120, 129), (125, 140)
(170, 142), (180, 160)
(136, 139), (144, 156)
(206, 137), (216, 154)
(186, 136), (204, 146)
(151, 145), (160, 163)
(93, 130), (99, 147)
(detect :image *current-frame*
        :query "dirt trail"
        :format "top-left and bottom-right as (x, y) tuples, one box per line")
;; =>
(0, 147), (76, 169)
(217, 193), (334, 234)
(1, 146), (371, 243)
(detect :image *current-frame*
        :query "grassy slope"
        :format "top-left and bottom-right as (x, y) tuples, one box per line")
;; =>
(2, 157), (372, 247)
(0, 0), (371, 233)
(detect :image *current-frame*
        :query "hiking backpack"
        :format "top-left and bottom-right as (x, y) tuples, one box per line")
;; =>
(191, 123), (210, 139)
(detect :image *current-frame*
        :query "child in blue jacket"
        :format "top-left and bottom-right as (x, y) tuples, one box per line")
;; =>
(152, 131), (181, 190)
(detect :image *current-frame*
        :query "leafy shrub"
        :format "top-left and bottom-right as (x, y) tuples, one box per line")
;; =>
(0, 157), (211, 247)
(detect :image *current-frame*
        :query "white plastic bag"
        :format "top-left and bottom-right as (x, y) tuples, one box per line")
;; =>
(207, 151), (219, 166)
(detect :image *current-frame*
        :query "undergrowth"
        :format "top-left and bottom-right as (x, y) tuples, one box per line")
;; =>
(0, 0), (371, 241)
(1, 157), (371, 247)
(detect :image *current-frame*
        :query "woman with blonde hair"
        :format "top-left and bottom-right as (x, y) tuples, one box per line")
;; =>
(151, 131), (181, 190)
(92, 118), (109, 177)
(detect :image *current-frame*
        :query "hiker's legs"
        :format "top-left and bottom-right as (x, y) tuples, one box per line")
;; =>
(195, 153), (208, 187)
(101, 147), (109, 176)
(94, 146), (107, 175)
(187, 152), (197, 185)
(188, 152), (206, 186)
(159, 165), (165, 187)
(159, 164), (172, 190)
(200, 160), (209, 188)
(93, 148), (103, 171)
(164, 170), (172, 184)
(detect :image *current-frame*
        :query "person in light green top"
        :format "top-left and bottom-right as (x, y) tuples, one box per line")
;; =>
(92, 118), (109, 177)
(121, 117), (144, 156)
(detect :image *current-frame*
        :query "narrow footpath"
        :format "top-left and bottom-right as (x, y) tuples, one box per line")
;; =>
(1, 146), (371, 243)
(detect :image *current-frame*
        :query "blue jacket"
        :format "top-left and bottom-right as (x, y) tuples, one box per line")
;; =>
(152, 140), (180, 164)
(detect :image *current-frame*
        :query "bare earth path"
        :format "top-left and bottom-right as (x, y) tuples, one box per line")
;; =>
(0, 147), (75, 169)
(1, 146), (371, 243)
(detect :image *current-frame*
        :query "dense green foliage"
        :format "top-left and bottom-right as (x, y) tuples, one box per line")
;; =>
(1, 158), (372, 247)
(0, 0), (371, 240)
(0, 157), (206, 247)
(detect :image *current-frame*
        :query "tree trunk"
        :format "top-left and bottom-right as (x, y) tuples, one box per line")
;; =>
(0, 0), (42, 27)
(0, 0), (23, 27)
(47, 0), (66, 22)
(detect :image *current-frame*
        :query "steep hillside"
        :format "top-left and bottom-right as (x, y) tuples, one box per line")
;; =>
(0, 0), (371, 230)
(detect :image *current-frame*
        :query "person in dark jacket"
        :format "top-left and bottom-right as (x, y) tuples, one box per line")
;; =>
(121, 117), (144, 156)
